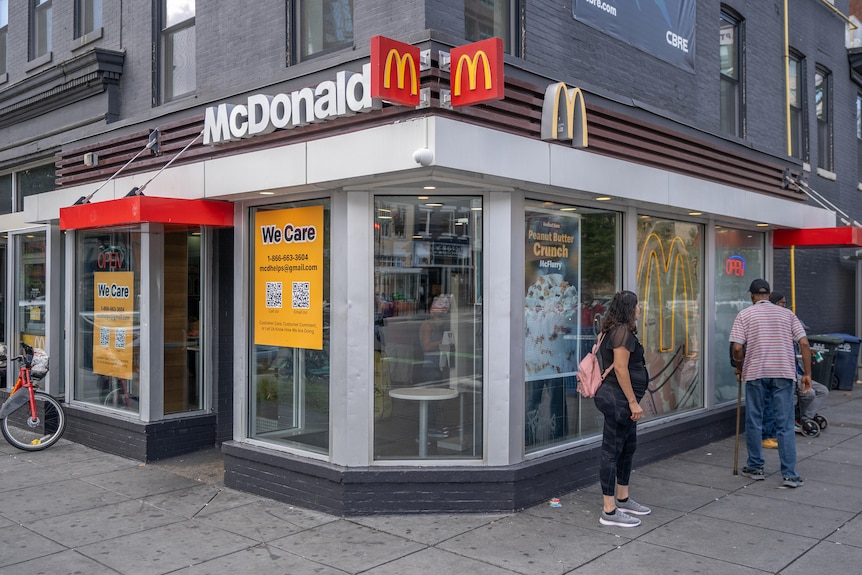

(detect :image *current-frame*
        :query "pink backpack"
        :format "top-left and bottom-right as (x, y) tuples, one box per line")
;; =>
(576, 333), (613, 398)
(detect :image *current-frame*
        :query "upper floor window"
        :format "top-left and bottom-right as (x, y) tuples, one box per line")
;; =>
(857, 94), (862, 182)
(788, 51), (806, 161)
(465, 0), (518, 55)
(815, 66), (832, 171)
(159, 0), (195, 103)
(719, 9), (743, 137)
(298, 0), (353, 61)
(75, 0), (102, 38)
(0, 164), (56, 215)
(0, 0), (8, 76)
(30, 0), (52, 60)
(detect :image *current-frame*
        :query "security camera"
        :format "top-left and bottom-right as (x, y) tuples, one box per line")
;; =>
(413, 148), (433, 166)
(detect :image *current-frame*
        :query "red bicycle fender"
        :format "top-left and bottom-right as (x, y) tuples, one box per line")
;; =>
(0, 391), (29, 419)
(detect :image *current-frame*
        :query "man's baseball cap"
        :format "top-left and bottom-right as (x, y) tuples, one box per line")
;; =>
(749, 279), (770, 294)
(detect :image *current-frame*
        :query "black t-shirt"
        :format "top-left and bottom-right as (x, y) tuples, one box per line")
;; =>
(599, 324), (649, 400)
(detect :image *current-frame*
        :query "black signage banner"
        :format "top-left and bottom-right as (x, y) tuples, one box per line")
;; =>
(573, 0), (696, 73)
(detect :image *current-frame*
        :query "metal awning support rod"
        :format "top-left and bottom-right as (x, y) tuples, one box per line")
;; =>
(128, 130), (203, 197)
(784, 174), (862, 227)
(75, 130), (160, 205)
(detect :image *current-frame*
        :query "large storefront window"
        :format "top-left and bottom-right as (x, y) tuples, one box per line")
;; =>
(714, 227), (764, 403)
(637, 217), (703, 417)
(17, 232), (46, 351)
(373, 195), (483, 460)
(525, 202), (621, 452)
(250, 200), (330, 454)
(74, 229), (141, 411)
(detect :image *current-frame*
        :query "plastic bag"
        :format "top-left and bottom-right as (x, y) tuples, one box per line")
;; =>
(30, 348), (49, 379)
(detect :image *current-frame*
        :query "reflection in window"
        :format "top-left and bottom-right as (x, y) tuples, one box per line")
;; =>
(30, 0), (52, 60)
(160, 0), (195, 102)
(373, 195), (483, 460)
(525, 202), (620, 453)
(1, 0), (8, 75)
(74, 228), (142, 414)
(720, 9), (742, 137)
(75, 0), (102, 38)
(465, 0), (514, 53)
(815, 66), (832, 171)
(789, 52), (805, 160)
(636, 217), (703, 417)
(250, 200), (330, 455)
(299, 0), (353, 61)
(713, 228), (764, 404)
(857, 94), (862, 182)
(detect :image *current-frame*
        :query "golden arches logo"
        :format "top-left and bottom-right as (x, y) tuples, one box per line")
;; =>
(453, 51), (493, 96)
(383, 49), (419, 95)
(637, 233), (697, 356)
(540, 83), (589, 148)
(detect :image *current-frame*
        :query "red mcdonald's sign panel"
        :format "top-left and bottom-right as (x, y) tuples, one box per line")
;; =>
(370, 36), (421, 107)
(450, 37), (505, 107)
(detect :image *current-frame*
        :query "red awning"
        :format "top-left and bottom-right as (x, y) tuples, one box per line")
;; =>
(773, 227), (862, 249)
(60, 196), (234, 231)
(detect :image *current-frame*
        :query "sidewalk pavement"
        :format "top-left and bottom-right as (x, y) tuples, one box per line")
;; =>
(2, 388), (862, 575)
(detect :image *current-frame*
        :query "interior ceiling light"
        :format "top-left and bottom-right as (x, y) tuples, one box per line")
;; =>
(756, 223), (769, 227)
(560, 207), (577, 211)
(260, 191), (275, 195)
(595, 196), (612, 201)
(425, 203), (443, 207)
(423, 186), (436, 190)
(688, 211), (703, 216)
(417, 196), (429, 200)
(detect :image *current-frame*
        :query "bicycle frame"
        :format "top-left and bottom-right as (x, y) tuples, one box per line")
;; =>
(0, 349), (38, 421)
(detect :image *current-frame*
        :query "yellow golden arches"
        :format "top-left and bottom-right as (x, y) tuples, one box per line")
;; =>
(540, 83), (589, 149)
(636, 233), (697, 357)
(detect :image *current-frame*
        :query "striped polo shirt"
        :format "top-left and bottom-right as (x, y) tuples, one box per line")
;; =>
(729, 299), (807, 381)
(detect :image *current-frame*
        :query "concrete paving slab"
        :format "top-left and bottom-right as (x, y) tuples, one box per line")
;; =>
(269, 517), (426, 574)
(0, 454), (74, 488)
(361, 547), (523, 575)
(75, 519), (259, 575)
(80, 465), (205, 500)
(692, 491), (853, 539)
(169, 543), (351, 574)
(351, 512), (509, 545)
(780, 539), (862, 575)
(0, 478), (128, 522)
(564, 539), (765, 575)
(638, 513), (817, 572)
(437, 509), (626, 575)
(809, 444), (862, 465)
(0, 523), (67, 568)
(636, 453), (751, 491)
(575, 474), (729, 514)
(139, 484), (234, 519)
(826, 513), (862, 547)
(741, 476), (862, 513)
(797, 456), (862, 488)
(25, 498), (186, 547)
(197, 498), (339, 542)
(4, 549), (124, 574)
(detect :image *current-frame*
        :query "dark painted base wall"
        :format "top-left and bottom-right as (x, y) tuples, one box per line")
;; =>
(62, 405), (217, 461)
(223, 406), (740, 515)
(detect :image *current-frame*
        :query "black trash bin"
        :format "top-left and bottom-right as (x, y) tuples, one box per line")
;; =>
(807, 335), (842, 390)
(825, 333), (861, 391)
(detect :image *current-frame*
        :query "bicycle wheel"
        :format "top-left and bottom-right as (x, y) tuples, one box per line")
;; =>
(1, 391), (66, 451)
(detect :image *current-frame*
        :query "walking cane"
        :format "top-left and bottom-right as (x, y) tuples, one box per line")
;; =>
(733, 372), (742, 475)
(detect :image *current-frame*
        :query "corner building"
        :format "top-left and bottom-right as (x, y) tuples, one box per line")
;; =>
(1, 1), (858, 514)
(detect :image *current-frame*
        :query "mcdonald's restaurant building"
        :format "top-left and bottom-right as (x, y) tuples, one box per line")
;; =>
(24, 35), (833, 515)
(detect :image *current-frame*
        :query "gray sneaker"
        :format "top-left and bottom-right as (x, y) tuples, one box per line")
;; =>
(616, 498), (651, 515)
(599, 509), (641, 527)
(741, 466), (765, 480)
(782, 476), (804, 488)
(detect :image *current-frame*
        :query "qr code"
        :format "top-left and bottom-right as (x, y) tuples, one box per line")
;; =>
(99, 326), (110, 347)
(265, 282), (282, 308)
(115, 328), (126, 349)
(292, 282), (310, 309)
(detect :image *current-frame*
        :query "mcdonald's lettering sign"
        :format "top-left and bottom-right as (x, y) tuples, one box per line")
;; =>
(370, 36), (420, 107)
(450, 37), (505, 107)
(540, 83), (589, 149)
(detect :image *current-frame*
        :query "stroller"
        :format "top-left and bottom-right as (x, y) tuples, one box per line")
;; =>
(794, 352), (828, 437)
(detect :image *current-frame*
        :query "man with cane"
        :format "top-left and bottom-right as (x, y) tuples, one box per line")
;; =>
(729, 279), (812, 487)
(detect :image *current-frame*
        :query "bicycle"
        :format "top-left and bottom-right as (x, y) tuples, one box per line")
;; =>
(0, 342), (66, 451)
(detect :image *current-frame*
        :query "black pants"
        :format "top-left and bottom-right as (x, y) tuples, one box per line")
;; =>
(594, 382), (637, 496)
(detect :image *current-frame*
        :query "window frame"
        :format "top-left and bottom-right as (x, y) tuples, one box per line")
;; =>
(294, 0), (354, 63)
(465, 0), (520, 56)
(815, 66), (833, 172)
(74, 0), (102, 39)
(155, 0), (196, 104)
(0, 0), (8, 76)
(719, 8), (743, 138)
(29, 0), (52, 61)
(788, 50), (806, 161)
